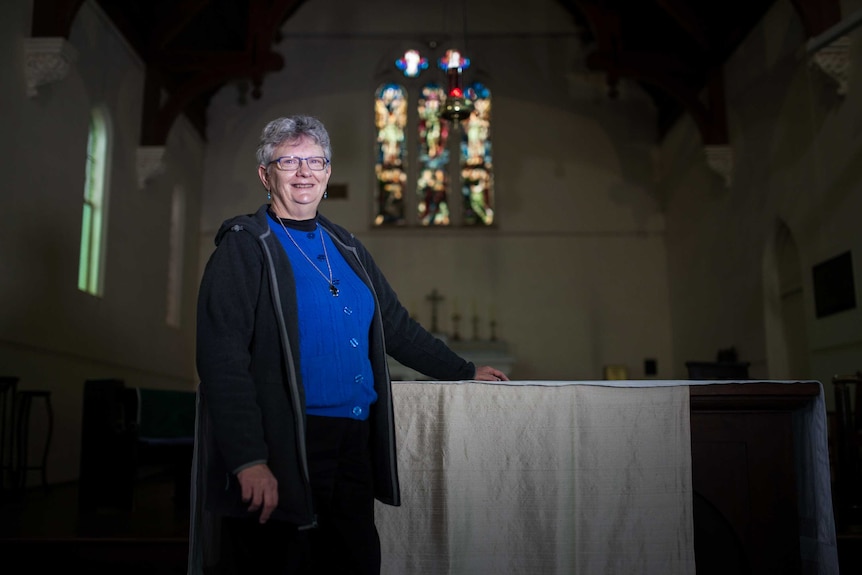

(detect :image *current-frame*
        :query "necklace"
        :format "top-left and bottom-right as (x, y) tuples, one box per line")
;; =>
(277, 219), (339, 297)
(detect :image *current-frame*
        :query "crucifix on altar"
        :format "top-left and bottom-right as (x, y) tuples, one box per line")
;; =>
(425, 288), (445, 334)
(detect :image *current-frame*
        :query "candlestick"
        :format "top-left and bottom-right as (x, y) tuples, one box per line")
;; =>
(426, 288), (444, 333)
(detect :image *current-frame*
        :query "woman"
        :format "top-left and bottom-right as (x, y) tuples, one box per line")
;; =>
(191, 115), (508, 574)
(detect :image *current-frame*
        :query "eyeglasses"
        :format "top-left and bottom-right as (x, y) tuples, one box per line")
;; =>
(269, 156), (330, 171)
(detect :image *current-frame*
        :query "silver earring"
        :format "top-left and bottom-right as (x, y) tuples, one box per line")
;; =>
(266, 190), (271, 200)
(323, 190), (328, 199)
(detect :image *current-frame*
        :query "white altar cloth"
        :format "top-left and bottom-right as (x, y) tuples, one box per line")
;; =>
(376, 381), (696, 575)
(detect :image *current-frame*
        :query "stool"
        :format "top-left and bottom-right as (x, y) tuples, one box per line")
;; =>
(14, 390), (54, 489)
(0, 377), (19, 490)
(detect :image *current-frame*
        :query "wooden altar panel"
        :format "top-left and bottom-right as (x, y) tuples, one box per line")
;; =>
(690, 382), (821, 575)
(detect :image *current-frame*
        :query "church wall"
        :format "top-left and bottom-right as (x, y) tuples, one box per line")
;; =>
(0, 1), (203, 484)
(660, 0), (862, 397)
(198, 0), (674, 382)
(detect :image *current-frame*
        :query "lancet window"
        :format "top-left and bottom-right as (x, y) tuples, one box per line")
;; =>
(78, 107), (110, 296)
(374, 83), (408, 226)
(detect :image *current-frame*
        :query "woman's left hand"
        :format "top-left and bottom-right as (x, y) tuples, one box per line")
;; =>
(474, 365), (510, 381)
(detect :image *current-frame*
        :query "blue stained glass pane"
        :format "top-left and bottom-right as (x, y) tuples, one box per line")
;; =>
(395, 49), (428, 78)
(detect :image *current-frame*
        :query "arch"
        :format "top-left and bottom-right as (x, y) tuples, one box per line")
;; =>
(763, 220), (810, 379)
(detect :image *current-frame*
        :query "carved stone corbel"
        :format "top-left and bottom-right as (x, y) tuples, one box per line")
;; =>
(137, 146), (166, 190)
(810, 36), (851, 95)
(25, 37), (77, 97)
(704, 145), (733, 188)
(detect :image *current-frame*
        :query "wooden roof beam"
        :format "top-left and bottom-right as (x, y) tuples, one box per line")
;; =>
(790, 0), (842, 37)
(139, 0), (305, 145)
(655, 0), (711, 52)
(140, 50), (283, 146)
(30, 0), (85, 37)
(586, 49), (727, 145)
(569, 0), (727, 146)
(150, 0), (213, 51)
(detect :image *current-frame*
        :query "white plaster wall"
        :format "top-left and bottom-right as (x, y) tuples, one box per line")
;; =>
(0, 0), (204, 484)
(198, 0), (674, 381)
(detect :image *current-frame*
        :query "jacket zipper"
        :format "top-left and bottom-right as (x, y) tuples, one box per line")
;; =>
(258, 226), (317, 528)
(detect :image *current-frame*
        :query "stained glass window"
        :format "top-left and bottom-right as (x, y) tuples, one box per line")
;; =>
(417, 84), (451, 226)
(374, 83), (408, 225)
(374, 53), (494, 227)
(460, 83), (494, 225)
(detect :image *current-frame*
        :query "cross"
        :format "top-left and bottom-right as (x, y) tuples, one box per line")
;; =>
(425, 288), (445, 333)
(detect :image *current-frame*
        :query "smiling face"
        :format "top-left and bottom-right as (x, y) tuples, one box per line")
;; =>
(258, 135), (331, 220)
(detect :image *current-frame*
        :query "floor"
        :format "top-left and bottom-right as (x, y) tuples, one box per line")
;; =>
(1, 467), (189, 539)
(1, 469), (862, 574)
(0, 468), (189, 574)
(838, 532), (862, 573)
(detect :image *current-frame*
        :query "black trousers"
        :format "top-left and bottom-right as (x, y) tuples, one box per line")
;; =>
(208, 416), (381, 575)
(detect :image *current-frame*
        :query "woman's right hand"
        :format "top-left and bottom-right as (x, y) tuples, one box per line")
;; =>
(237, 463), (279, 523)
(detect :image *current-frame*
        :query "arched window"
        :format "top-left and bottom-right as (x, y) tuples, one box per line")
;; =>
(417, 83), (451, 225)
(460, 83), (494, 225)
(373, 50), (494, 227)
(78, 107), (110, 295)
(374, 83), (408, 226)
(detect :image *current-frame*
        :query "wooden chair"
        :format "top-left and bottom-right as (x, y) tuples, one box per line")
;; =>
(14, 390), (54, 489)
(832, 371), (862, 531)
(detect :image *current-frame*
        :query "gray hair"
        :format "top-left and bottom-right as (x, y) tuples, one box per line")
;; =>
(256, 115), (332, 167)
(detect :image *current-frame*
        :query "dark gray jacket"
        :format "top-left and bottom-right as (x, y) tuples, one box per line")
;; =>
(189, 205), (474, 570)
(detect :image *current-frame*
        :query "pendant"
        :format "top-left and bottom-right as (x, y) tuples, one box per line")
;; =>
(329, 284), (339, 297)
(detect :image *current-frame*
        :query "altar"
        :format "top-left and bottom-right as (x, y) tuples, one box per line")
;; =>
(375, 379), (838, 575)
